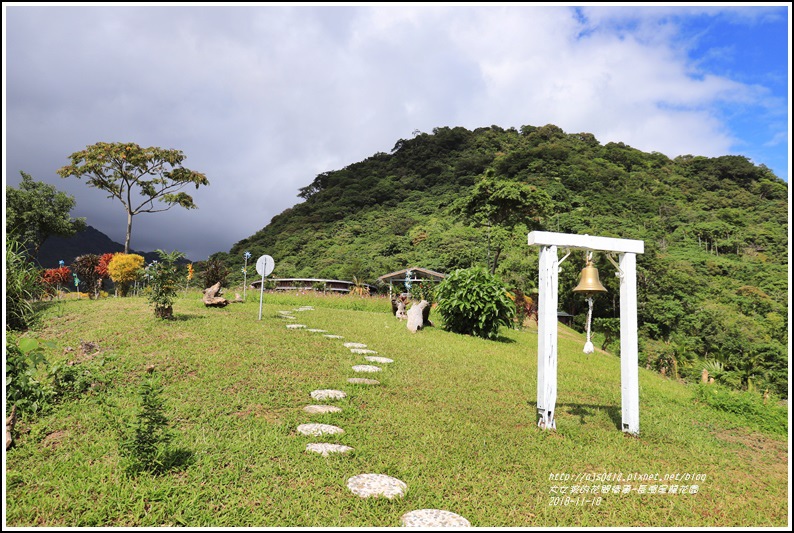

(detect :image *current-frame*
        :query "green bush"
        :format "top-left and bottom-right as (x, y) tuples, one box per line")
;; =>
(5, 234), (43, 331)
(435, 267), (516, 339)
(147, 250), (186, 319)
(6, 335), (53, 417)
(693, 383), (787, 435)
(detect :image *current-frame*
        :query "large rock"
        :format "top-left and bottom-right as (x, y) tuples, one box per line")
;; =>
(202, 282), (229, 308)
(407, 300), (429, 333)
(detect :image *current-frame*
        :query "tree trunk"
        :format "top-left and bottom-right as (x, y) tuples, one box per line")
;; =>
(125, 209), (133, 254)
(154, 306), (173, 319)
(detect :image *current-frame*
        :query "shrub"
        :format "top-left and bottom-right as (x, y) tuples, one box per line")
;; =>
(147, 250), (186, 319)
(411, 281), (436, 304)
(6, 334), (53, 417)
(6, 234), (43, 331)
(41, 265), (71, 297)
(435, 267), (516, 340)
(202, 258), (229, 289)
(71, 254), (102, 299)
(693, 383), (787, 435)
(107, 253), (145, 296)
(118, 375), (176, 475)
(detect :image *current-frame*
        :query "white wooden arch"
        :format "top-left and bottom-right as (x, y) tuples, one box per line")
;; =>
(528, 231), (644, 435)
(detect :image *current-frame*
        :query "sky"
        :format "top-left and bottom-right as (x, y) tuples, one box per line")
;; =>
(3, 3), (791, 263)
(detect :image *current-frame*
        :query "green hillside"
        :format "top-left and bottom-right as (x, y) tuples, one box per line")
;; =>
(211, 124), (789, 397)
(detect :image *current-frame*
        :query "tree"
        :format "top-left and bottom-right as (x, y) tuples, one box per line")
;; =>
(5, 171), (86, 260)
(454, 170), (552, 273)
(57, 142), (209, 253)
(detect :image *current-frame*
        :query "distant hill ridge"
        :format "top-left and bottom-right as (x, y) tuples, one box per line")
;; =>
(36, 225), (189, 268)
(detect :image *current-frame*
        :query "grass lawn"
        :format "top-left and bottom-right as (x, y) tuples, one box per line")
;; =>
(4, 291), (789, 527)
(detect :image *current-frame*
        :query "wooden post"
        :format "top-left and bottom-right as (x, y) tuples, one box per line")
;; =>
(619, 252), (640, 435)
(537, 245), (558, 430)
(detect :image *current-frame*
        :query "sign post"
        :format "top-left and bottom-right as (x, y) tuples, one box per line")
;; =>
(243, 251), (251, 300)
(256, 255), (275, 320)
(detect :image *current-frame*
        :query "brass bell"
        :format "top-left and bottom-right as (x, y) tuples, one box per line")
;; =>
(572, 259), (607, 295)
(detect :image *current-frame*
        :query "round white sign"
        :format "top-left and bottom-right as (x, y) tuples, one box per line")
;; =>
(255, 255), (275, 277)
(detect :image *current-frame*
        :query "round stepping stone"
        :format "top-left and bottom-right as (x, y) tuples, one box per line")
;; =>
(310, 389), (347, 401)
(400, 509), (471, 527)
(365, 356), (394, 364)
(306, 443), (353, 457)
(307, 329), (327, 333)
(347, 378), (380, 385)
(344, 342), (368, 348)
(286, 324), (306, 329)
(323, 334), (344, 339)
(347, 474), (407, 499)
(304, 405), (343, 414)
(352, 365), (382, 373)
(296, 423), (344, 436)
(351, 348), (378, 354)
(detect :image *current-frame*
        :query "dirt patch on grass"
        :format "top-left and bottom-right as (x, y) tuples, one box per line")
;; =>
(41, 430), (67, 449)
(713, 427), (788, 466)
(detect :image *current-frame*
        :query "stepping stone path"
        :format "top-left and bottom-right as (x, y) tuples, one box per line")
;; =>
(365, 356), (393, 364)
(400, 509), (471, 528)
(352, 365), (382, 373)
(347, 474), (407, 499)
(347, 378), (380, 385)
(306, 443), (353, 457)
(297, 423), (344, 436)
(284, 314), (468, 525)
(310, 389), (346, 401)
(304, 405), (342, 414)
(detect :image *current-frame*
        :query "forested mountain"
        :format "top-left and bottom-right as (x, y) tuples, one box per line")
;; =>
(36, 225), (181, 268)
(211, 124), (789, 396)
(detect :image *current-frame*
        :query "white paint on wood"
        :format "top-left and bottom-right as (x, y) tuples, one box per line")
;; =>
(619, 252), (640, 435)
(537, 245), (558, 430)
(529, 232), (643, 435)
(528, 231), (644, 254)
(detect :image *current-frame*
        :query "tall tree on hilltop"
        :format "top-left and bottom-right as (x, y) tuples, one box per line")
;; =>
(453, 170), (553, 273)
(6, 171), (87, 260)
(57, 142), (209, 253)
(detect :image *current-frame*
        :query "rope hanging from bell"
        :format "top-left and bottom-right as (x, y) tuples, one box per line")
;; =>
(584, 296), (595, 354)
(572, 251), (607, 354)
